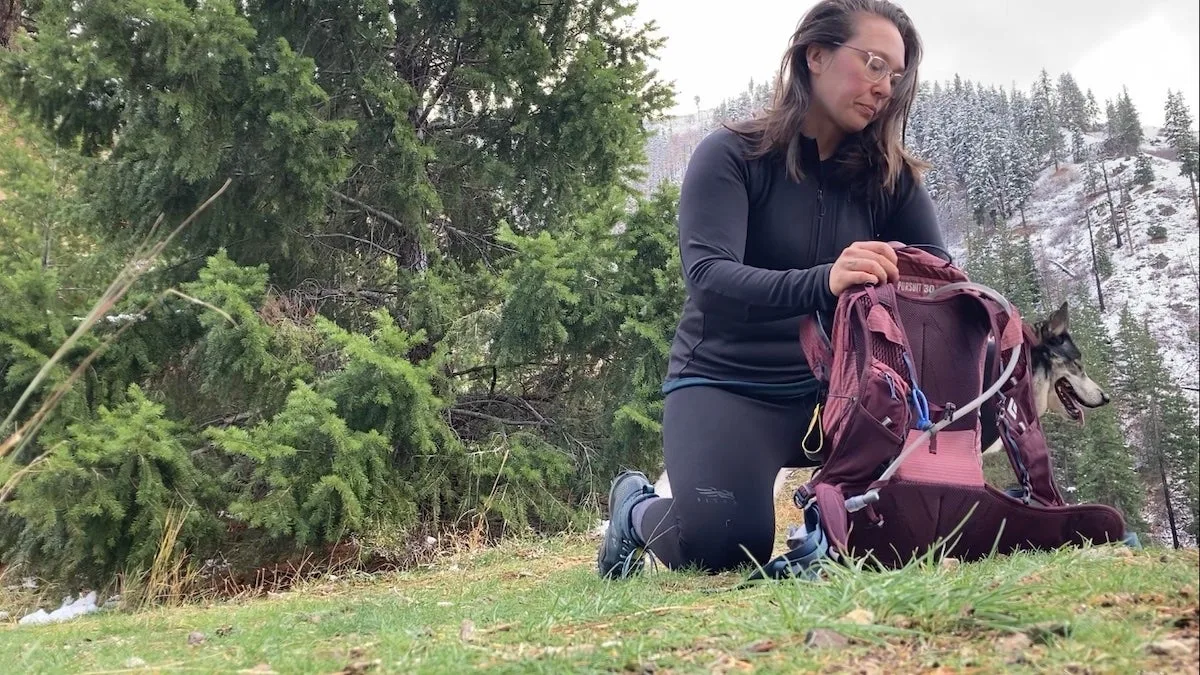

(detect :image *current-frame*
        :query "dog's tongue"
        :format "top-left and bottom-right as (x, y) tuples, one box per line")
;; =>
(1077, 407), (1086, 427)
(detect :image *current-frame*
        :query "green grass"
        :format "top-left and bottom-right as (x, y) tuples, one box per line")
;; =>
(0, 536), (1196, 674)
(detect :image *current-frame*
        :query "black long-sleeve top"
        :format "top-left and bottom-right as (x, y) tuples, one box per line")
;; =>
(664, 126), (947, 394)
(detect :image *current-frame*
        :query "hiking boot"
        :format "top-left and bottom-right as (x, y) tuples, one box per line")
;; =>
(596, 470), (656, 579)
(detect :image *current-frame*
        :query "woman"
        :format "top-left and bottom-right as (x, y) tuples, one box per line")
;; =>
(597, 0), (948, 579)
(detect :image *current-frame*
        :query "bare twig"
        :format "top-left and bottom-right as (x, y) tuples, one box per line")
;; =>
(304, 231), (406, 262)
(164, 289), (237, 326)
(447, 408), (551, 427)
(330, 189), (408, 231)
(415, 38), (464, 131)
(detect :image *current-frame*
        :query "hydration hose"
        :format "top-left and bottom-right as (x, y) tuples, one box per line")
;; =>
(845, 281), (1022, 513)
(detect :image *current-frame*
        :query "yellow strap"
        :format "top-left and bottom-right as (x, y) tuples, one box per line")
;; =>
(802, 402), (824, 460)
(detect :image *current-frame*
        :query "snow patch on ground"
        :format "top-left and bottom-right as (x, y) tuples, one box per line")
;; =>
(18, 591), (99, 626)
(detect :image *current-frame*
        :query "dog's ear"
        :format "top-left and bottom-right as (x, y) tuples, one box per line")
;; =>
(1046, 301), (1069, 337)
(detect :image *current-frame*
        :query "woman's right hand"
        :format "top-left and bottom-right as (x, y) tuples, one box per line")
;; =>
(828, 241), (900, 296)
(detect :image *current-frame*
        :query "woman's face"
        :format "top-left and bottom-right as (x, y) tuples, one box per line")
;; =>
(808, 13), (906, 135)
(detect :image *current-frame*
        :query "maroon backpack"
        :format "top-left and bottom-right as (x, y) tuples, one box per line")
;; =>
(774, 243), (1127, 574)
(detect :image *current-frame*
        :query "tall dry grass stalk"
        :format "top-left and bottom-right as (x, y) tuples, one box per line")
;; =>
(121, 505), (201, 611)
(0, 178), (232, 465)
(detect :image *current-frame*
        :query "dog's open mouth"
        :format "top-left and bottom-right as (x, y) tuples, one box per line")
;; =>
(1055, 378), (1085, 424)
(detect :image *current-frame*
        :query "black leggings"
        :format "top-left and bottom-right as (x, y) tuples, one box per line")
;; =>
(635, 385), (820, 573)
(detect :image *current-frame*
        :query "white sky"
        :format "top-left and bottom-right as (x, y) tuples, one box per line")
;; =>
(632, 0), (1200, 129)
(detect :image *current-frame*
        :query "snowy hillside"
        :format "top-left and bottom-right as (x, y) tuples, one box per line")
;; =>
(1018, 132), (1199, 399)
(634, 112), (717, 194)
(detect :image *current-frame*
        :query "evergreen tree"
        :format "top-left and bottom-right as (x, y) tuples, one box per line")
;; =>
(1057, 72), (1088, 134)
(1009, 231), (1044, 315)
(1084, 89), (1100, 130)
(0, 0), (678, 585)
(1056, 297), (1144, 528)
(1109, 87), (1144, 157)
(1, 385), (224, 585)
(962, 222), (1002, 290)
(1083, 146), (1101, 194)
(1134, 153), (1155, 187)
(1104, 99), (1118, 153)
(1009, 123), (1041, 220)
(1031, 69), (1064, 168)
(1071, 129), (1087, 164)
(1, 0), (672, 284)
(1114, 307), (1200, 546)
(1094, 220), (1113, 279)
(1162, 90), (1199, 214)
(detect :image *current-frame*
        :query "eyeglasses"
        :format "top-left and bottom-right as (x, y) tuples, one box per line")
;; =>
(834, 43), (904, 85)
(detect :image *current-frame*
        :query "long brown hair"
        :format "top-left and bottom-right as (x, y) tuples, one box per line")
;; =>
(728, 0), (928, 195)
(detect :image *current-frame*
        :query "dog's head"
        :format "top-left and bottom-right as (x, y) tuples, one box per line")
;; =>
(1030, 301), (1111, 423)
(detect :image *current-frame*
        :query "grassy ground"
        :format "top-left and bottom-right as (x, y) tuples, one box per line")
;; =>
(0, 532), (1196, 674)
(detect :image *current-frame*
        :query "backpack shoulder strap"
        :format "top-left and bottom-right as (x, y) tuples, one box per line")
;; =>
(799, 243), (966, 382)
(990, 321), (1067, 506)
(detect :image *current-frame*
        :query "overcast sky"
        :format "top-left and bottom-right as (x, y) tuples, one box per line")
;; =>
(632, 0), (1199, 129)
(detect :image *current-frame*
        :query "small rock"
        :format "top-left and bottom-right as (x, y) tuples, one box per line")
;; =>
(459, 619), (476, 642)
(1026, 621), (1071, 644)
(805, 628), (850, 649)
(1095, 593), (1129, 607)
(337, 660), (381, 675)
(123, 657), (147, 668)
(743, 638), (776, 653)
(999, 632), (1033, 652)
(842, 608), (875, 625)
(424, 536), (438, 547)
(1172, 607), (1199, 629)
(187, 631), (206, 646)
(1146, 639), (1191, 658)
(0, 611), (9, 621)
(940, 557), (960, 570)
(306, 614), (322, 624)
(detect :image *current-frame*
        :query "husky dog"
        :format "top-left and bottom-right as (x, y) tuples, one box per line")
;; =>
(979, 300), (1110, 455)
(648, 302), (1109, 501)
